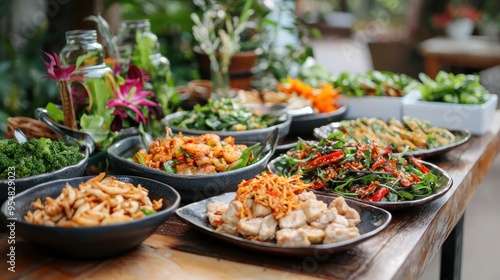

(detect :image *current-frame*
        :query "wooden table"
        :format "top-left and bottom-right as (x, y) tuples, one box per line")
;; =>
(1, 112), (500, 280)
(418, 36), (500, 78)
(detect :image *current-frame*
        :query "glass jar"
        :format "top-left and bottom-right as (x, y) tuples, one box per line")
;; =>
(116, 19), (160, 72)
(59, 30), (104, 67)
(57, 29), (114, 145)
(116, 19), (173, 113)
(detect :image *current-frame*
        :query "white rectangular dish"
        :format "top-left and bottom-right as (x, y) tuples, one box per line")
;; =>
(402, 93), (498, 135)
(342, 91), (418, 120)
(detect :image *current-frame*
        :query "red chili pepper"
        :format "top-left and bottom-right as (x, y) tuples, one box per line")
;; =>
(372, 187), (389, 201)
(310, 179), (326, 190)
(371, 157), (386, 171)
(409, 157), (430, 174)
(410, 173), (421, 182)
(381, 146), (393, 156)
(306, 151), (345, 170)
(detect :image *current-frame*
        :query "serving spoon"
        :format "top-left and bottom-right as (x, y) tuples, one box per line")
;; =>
(13, 129), (28, 143)
(35, 108), (96, 154)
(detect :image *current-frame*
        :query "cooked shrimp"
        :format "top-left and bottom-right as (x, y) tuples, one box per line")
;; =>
(184, 143), (211, 157)
(135, 132), (248, 175)
(223, 144), (245, 163)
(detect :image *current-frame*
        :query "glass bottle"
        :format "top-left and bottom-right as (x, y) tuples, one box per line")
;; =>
(58, 29), (114, 144)
(116, 19), (172, 112)
(115, 19), (161, 72)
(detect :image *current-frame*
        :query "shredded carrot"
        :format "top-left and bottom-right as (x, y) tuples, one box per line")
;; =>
(277, 77), (341, 113)
(234, 173), (311, 220)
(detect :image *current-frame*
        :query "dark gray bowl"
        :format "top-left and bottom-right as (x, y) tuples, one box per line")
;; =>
(162, 111), (292, 143)
(0, 148), (88, 203)
(107, 136), (275, 202)
(0, 175), (180, 259)
(289, 105), (348, 136)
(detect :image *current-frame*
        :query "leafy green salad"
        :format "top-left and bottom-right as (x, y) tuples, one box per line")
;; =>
(272, 132), (442, 202)
(418, 71), (490, 104)
(167, 98), (281, 131)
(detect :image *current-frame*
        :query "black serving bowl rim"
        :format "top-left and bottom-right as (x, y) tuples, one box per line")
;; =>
(1, 175), (181, 230)
(162, 111), (292, 138)
(107, 135), (274, 180)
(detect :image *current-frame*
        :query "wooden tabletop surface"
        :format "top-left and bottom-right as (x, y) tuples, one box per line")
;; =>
(1, 112), (500, 280)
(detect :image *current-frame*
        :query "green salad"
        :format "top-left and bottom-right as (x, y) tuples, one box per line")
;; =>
(418, 71), (490, 104)
(272, 132), (441, 202)
(168, 98), (281, 131)
(333, 70), (419, 97)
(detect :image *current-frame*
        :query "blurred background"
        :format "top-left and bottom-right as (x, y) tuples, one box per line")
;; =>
(1, 1), (499, 278)
(2, 0), (499, 132)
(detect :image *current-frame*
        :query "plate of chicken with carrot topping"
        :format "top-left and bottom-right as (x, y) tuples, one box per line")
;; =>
(176, 173), (391, 256)
(268, 132), (453, 211)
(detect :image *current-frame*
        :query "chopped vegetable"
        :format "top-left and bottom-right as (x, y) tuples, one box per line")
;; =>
(333, 70), (419, 97)
(272, 132), (441, 202)
(0, 138), (84, 179)
(418, 71), (490, 104)
(167, 98), (281, 131)
(277, 77), (342, 113)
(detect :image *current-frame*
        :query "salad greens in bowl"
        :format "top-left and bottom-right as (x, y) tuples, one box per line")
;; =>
(162, 98), (291, 143)
(267, 132), (453, 211)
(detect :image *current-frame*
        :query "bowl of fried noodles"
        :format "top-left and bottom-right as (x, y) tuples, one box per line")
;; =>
(1, 173), (180, 259)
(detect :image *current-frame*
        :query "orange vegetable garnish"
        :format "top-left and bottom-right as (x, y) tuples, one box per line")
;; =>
(277, 77), (341, 113)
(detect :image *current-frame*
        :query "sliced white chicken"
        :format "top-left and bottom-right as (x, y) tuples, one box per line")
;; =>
(206, 201), (227, 215)
(302, 226), (325, 244)
(221, 200), (243, 226)
(207, 212), (223, 228)
(278, 209), (307, 229)
(329, 196), (349, 215)
(310, 209), (338, 229)
(259, 214), (278, 241)
(206, 201), (227, 228)
(215, 223), (238, 235)
(237, 217), (263, 238)
(323, 224), (360, 244)
(345, 207), (361, 227)
(252, 202), (272, 217)
(333, 215), (350, 227)
(297, 191), (316, 201)
(276, 228), (311, 247)
(301, 198), (327, 222)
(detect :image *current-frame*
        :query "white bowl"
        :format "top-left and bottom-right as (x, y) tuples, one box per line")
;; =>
(402, 93), (498, 135)
(342, 91), (418, 120)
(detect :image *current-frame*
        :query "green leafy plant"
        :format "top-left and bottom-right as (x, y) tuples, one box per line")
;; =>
(418, 71), (490, 104)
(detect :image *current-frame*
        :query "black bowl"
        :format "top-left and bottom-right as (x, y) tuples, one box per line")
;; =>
(107, 136), (275, 202)
(162, 111), (292, 143)
(288, 105), (348, 136)
(0, 148), (88, 203)
(0, 175), (180, 259)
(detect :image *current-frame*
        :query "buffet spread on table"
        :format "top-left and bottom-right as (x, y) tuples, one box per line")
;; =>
(1, 9), (500, 280)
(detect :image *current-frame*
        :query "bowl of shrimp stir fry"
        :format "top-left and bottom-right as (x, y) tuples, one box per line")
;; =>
(107, 131), (276, 202)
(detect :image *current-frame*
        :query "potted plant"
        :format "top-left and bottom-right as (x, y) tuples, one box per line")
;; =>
(432, 2), (482, 40)
(191, 0), (271, 93)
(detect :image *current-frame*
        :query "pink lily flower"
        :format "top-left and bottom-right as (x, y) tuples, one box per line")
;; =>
(107, 78), (158, 125)
(41, 51), (77, 82)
